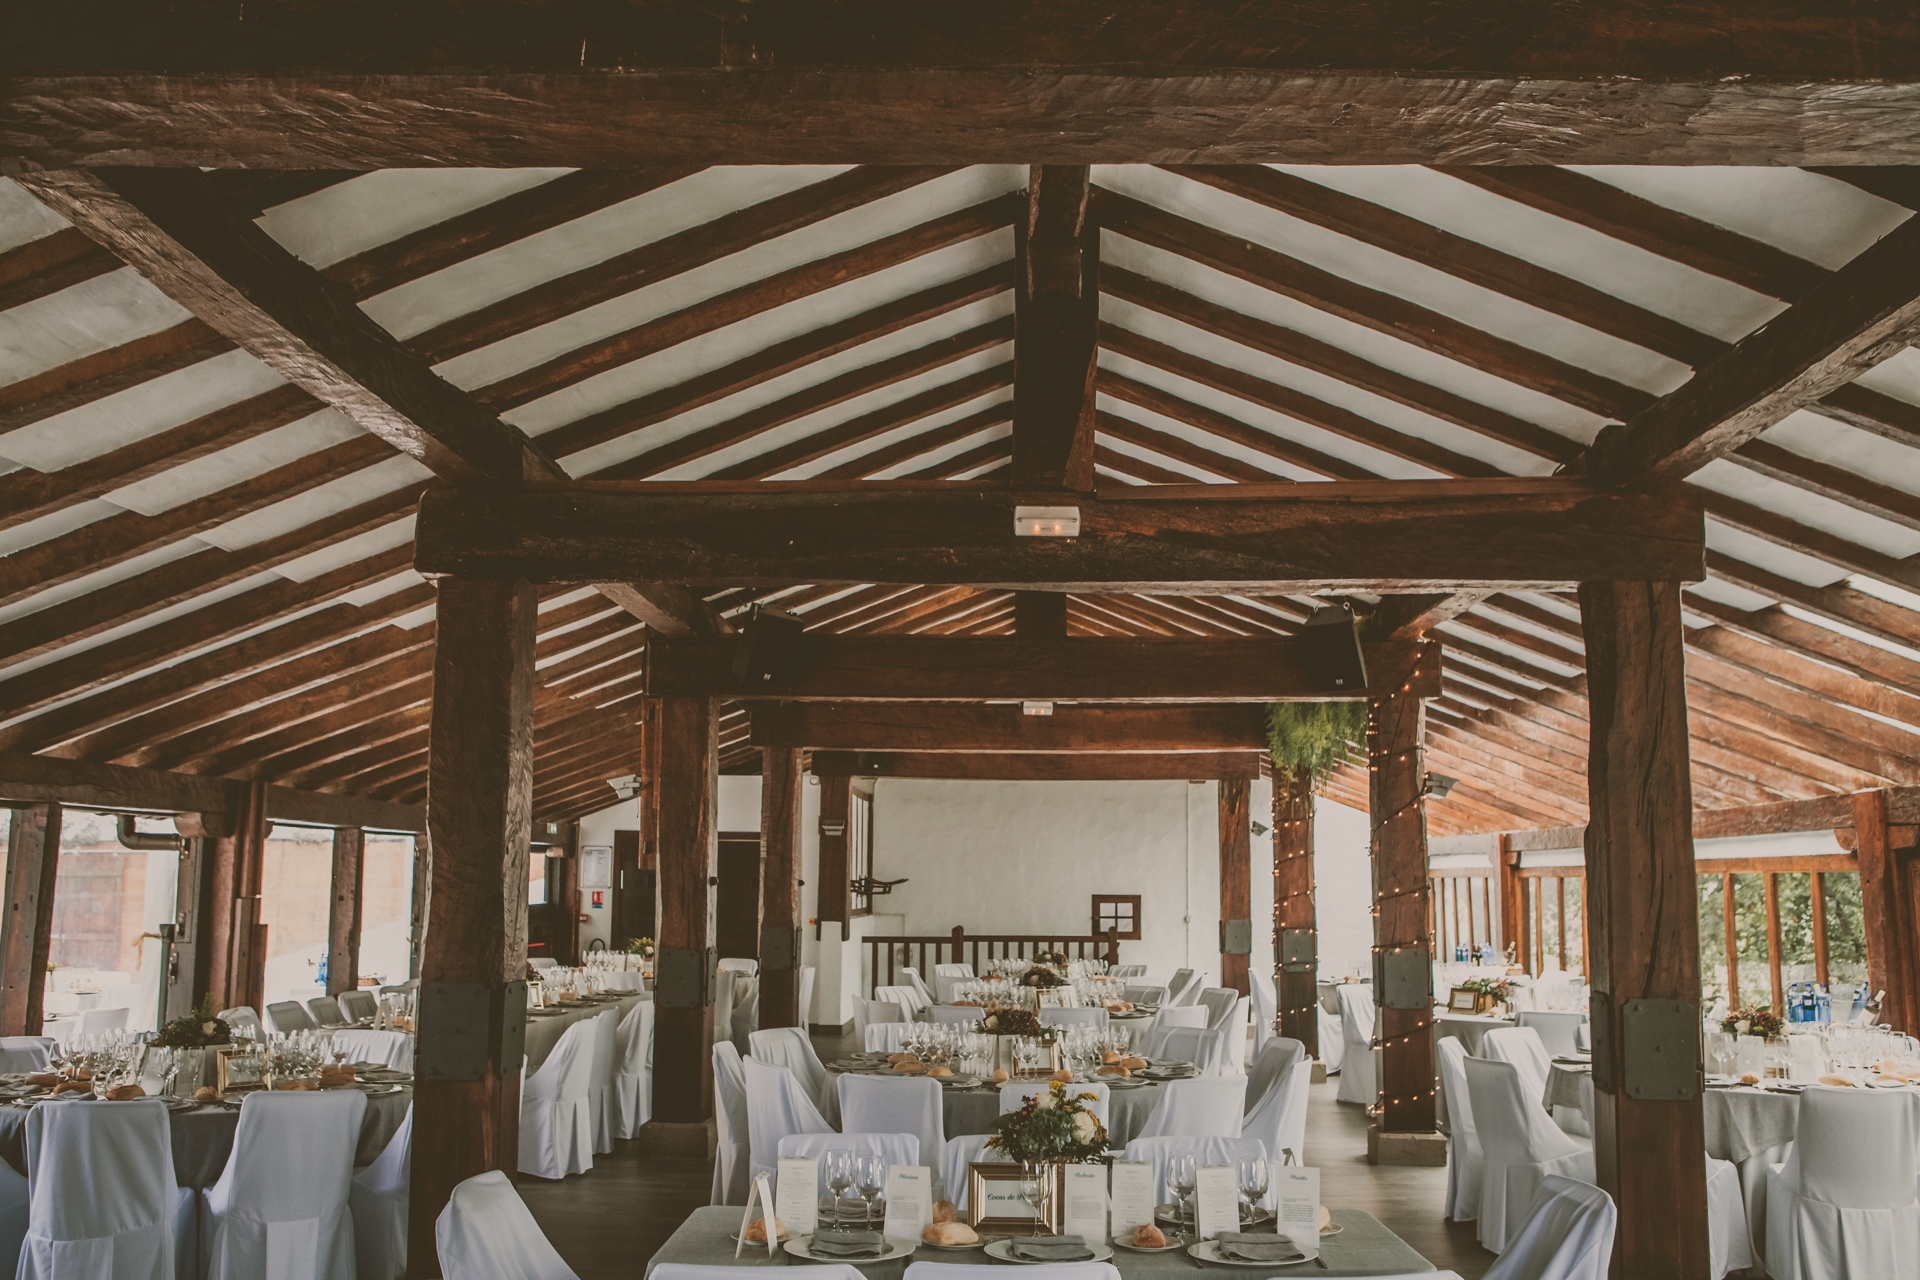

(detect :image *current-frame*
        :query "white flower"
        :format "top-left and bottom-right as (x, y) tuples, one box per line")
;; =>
(201, 1021), (217, 1035)
(1072, 1111), (1098, 1142)
(1735, 1019), (1750, 1035)
(984, 1015), (999, 1031)
(1035, 1090), (1057, 1110)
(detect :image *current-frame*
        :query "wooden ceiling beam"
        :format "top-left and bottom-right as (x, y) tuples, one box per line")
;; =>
(819, 405), (1012, 481)
(0, 227), (119, 309)
(899, 439), (1009, 480)
(1684, 592), (1920, 697)
(414, 480), (1704, 593)
(1091, 444), (1203, 488)
(843, 587), (999, 637)
(1095, 363), (1376, 480)
(1095, 410), (1289, 484)
(811, 750), (1262, 781)
(1704, 551), (1920, 650)
(751, 702), (1266, 753)
(0, 318), (233, 436)
(1702, 491), (1920, 595)
(1012, 165), (1098, 492)
(1728, 439), (1920, 534)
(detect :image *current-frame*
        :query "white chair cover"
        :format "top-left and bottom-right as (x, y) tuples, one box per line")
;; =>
(1318, 1006), (1345, 1073)
(19, 1098), (194, 1280)
(839, 1075), (949, 1196)
(1120, 1136), (1272, 1207)
(1000, 1080), (1112, 1128)
(1436, 1038), (1482, 1223)
(1480, 1174), (1615, 1280)
(875, 986), (926, 1019)
(712, 1043), (751, 1206)
(348, 1104), (411, 1280)
(798, 968), (816, 1028)
(1482, 1028), (1553, 1108)
(264, 1002), (317, 1034)
(1764, 1085), (1920, 1280)
(1463, 1056), (1594, 1253)
(200, 1088), (368, 1280)
(435, 1170), (579, 1280)
(0, 1150), (23, 1280)
(929, 1006), (983, 1026)
(1040, 1007), (1109, 1032)
(665, 1266), (864, 1280)
(528, 957), (559, 970)
(854, 996), (903, 1045)
(1335, 986), (1375, 1105)
(520, 1018), (596, 1179)
(1224, 996), (1250, 1073)
(940, 1135), (995, 1212)
(1113, 965), (1148, 980)
(1244, 1038), (1304, 1115)
(1165, 970), (1201, 1006)
(1514, 1011), (1585, 1057)
(1138, 1006), (1209, 1060)
(1241, 1055), (1309, 1168)
(931, 965), (975, 1004)
(1197, 988), (1239, 1030)
(900, 968), (935, 1008)
(865, 1021), (920, 1054)
(79, 1007), (131, 1036)
(750, 1026), (841, 1126)
(1135, 1075), (1247, 1139)
(743, 1058), (833, 1185)
(718, 958), (759, 975)
(330, 1029), (413, 1072)
(730, 974), (759, 1056)
(597, 971), (644, 993)
(1123, 986), (1168, 1008)
(777, 1133), (921, 1201)
(335, 992), (377, 1023)
(1152, 1027), (1232, 1077)
(585, 1010), (619, 1154)
(1248, 970), (1277, 1057)
(1707, 1155), (1754, 1280)
(904, 1260), (1121, 1280)
(305, 998), (346, 1028)
(0, 1037), (50, 1073)
(712, 972), (737, 1056)
(613, 1000), (655, 1140)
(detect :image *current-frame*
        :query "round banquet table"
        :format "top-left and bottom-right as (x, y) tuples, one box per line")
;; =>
(524, 992), (649, 1072)
(826, 1061), (1178, 1150)
(0, 1084), (412, 1189)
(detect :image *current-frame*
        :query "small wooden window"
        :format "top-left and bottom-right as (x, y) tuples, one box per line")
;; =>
(1092, 894), (1142, 940)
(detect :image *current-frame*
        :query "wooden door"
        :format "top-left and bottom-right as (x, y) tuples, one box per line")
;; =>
(716, 835), (762, 961)
(609, 829), (642, 949)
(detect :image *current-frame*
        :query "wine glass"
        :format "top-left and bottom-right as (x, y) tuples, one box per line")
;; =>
(1169, 1154), (1197, 1231)
(1710, 1033), (1736, 1080)
(855, 1154), (886, 1226)
(1238, 1157), (1268, 1222)
(825, 1150), (855, 1227)
(1020, 1162), (1046, 1237)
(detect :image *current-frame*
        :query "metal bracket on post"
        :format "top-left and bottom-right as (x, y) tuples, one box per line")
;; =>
(1280, 928), (1316, 973)
(760, 926), (800, 971)
(416, 980), (526, 1081)
(657, 945), (716, 1008)
(1381, 947), (1432, 1010)
(1620, 998), (1700, 1100)
(1220, 919), (1252, 956)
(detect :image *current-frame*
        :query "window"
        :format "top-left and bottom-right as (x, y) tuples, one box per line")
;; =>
(1429, 873), (1495, 961)
(529, 853), (547, 906)
(1092, 895), (1142, 940)
(1698, 859), (1866, 1014)
(849, 790), (873, 917)
(1515, 871), (1586, 978)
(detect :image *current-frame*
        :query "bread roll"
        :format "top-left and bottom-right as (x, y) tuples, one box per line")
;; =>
(1101, 1050), (1121, 1064)
(897, 1060), (928, 1074)
(1121, 1056), (1148, 1070)
(195, 1086), (221, 1102)
(990, 1069), (1009, 1083)
(928, 1065), (953, 1078)
(51, 1080), (89, 1095)
(24, 1073), (58, 1088)
(1131, 1224), (1166, 1247)
(888, 1053), (917, 1066)
(923, 1222), (978, 1246)
(1096, 1064), (1129, 1077)
(1050, 1069), (1073, 1082)
(932, 1200), (959, 1224)
(1739, 1073), (1761, 1086)
(1318, 1205), (1332, 1232)
(743, 1216), (785, 1243)
(1818, 1074), (1855, 1087)
(104, 1084), (145, 1101)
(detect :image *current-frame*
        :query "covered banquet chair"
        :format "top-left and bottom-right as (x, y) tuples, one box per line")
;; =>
(1479, 1174), (1615, 1280)
(1135, 1075), (1246, 1139)
(435, 1170), (579, 1280)
(18, 1097), (194, 1280)
(1335, 984), (1375, 1105)
(931, 964), (975, 1004)
(0, 1037), (51, 1073)
(776, 1133), (921, 1201)
(519, 1018), (597, 1180)
(198, 1088), (368, 1280)
(1437, 1037), (1483, 1224)
(1240, 1045), (1309, 1168)
(1462, 1056), (1593, 1254)
(742, 1058), (833, 1185)
(750, 1026), (840, 1126)
(711, 1043), (751, 1206)
(612, 999), (655, 1140)
(1765, 1085), (1920, 1280)
(349, 1104), (411, 1280)
(839, 1074), (948, 1197)
(586, 1009), (619, 1154)
(1120, 1136), (1273, 1209)
(1244, 1036), (1304, 1115)
(335, 991), (377, 1023)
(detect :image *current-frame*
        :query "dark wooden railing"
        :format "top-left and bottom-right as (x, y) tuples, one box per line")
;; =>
(865, 926), (1122, 997)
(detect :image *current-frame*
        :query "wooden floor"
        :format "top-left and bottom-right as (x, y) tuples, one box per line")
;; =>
(520, 1034), (1496, 1280)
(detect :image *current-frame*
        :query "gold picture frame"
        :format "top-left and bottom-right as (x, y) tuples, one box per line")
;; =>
(1449, 986), (1494, 1014)
(965, 1162), (1060, 1234)
(213, 1045), (268, 1094)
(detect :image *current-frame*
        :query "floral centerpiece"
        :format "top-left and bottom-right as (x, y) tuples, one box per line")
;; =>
(1022, 966), (1067, 990)
(627, 936), (656, 960)
(1035, 949), (1069, 968)
(987, 1080), (1109, 1163)
(152, 996), (231, 1049)
(1722, 1006), (1785, 1038)
(978, 1004), (1045, 1037)
(1460, 977), (1512, 1002)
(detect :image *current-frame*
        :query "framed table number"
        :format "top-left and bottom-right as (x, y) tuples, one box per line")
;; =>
(967, 1162), (1058, 1234)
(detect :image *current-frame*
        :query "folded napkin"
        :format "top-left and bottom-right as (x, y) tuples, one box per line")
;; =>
(1010, 1236), (1095, 1261)
(808, 1230), (887, 1259)
(1213, 1232), (1304, 1263)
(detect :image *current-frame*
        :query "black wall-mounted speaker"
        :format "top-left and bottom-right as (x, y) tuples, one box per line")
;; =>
(731, 604), (807, 689)
(1300, 605), (1369, 693)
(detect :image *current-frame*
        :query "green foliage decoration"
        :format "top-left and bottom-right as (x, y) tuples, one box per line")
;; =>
(1266, 702), (1368, 795)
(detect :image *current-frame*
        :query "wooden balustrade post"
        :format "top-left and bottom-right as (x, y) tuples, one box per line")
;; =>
(759, 746), (802, 1030)
(327, 827), (365, 997)
(1579, 580), (1709, 1280)
(650, 695), (719, 1132)
(1219, 778), (1252, 995)
(1273, 767), (1317, 1056)
(408, 578), (537, 1278)
(1, 802), (62, 1037)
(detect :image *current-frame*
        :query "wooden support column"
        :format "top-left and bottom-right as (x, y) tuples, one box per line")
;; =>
(760, 746), (804, 1030)
(1, 803), (62, 1036)
(1219, 779), (1252, 996)
(327, 827), (365, 997)
(165, 833), (211, 1022)
(409, 577), (537, 1278)
(1579, 580), (1709, 1280)
(1368, 688), (1438, 1143)
(1855, 788), (1916, 1033)
(1495, 834), (1522, 965)
(816, 775), (853, 942)
(651, 695), (719, 1129)
(1273, 769), (1318, 1056)
(202, 781), (269, 1013)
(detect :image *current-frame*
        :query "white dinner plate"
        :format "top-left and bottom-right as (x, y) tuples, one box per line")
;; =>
(984, 1239), (1114, 1265)
(919, 1238), (986, 1251)
(784, 1235), (915, 1264)
(1186, 1238), (1318, 1267)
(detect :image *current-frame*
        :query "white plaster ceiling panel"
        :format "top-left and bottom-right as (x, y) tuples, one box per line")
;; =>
(507, 233), (1014, 443)
(537, 621), (642, 671)
(0, 269), (190, 387)
(947, 456), (1008, 482)
(555, 293), (1011, 477)
(782, 386), (1014, 481)
(1437, 619), (1582, 674)
(1849, 576), (1920, 613)
(0, 565), (283, 684)
(0, 536), (209, 628)
(1845, 346), (1920, 408)
(1704, 520), (1851, 588)
(193, 454), (432, 551)
(862, 421), (1010, 481)
(1100, 299), (1544, 479)
(1780, 603), (1920, 666)
(1758, 409), (1920, 499)
(1097, 433), (1227, 484)
(1511, 590), (1582, 621)
(338, 569), (426, 607)
(1572, 167), (1909, 270)
(1103, 233), (1606, 450)
(1101, 165), (1692, 397)
(1687, 458), (1920, 560)
(358, 166), (840, 337)
(0, 496), (123, 557)
(538, 585), (603, 613)
(1092, 388), (1325, 483)
(103, 407), (361, 515)
(536, 602), (624, 643)
(388, 602), (438, 630)
(270, 514), (416, 583)
(0, 348), (290, 470)
(1477, 600), (1586, 653)
(428, 167), (1023, 391)
(1686, 576), (1778, 612)
(0, 180), (71, 254)
(659, 339), (1013, 480)
(257, 169), (572, 270)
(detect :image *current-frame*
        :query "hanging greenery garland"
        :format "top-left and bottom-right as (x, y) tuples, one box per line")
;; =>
(1266, 701), (1368, 796)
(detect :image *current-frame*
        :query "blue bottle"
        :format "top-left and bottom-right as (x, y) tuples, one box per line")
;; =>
(1786, 983), (1802, 1022)
(1816, 984), (1832, 1025)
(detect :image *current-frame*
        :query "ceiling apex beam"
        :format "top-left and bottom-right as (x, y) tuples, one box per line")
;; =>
(1011, 165), (1098, 493)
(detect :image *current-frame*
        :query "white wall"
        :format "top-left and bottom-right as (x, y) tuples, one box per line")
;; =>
(1312, 796), (1375, 981)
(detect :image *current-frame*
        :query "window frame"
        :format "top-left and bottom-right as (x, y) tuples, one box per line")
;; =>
(1091, 894), (1142, 941)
